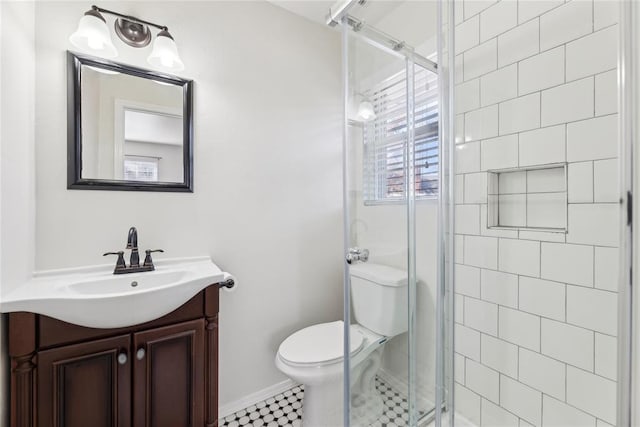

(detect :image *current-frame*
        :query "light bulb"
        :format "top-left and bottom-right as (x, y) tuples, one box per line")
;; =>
(357, 100), (376, 121)
(87, 37), (104, 50)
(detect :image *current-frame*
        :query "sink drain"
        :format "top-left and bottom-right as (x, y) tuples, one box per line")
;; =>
(131, 281), (138, 287)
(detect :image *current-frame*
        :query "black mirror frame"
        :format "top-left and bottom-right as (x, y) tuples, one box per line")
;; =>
(67, 51), (194, 192)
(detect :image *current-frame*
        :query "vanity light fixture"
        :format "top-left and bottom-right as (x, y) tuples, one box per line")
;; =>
(69, 5), (185, 72)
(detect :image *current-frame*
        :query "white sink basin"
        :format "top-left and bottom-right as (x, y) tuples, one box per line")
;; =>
(0, 257), (231, 328)
(68, 270), (188, 295)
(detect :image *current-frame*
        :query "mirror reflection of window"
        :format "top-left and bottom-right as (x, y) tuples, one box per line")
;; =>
(123, 156), (159, 182)
(122, 109), (183, 183)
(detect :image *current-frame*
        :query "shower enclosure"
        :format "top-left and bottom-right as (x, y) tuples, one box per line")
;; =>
(335, 0), (631, 426)
(332, 0), (451, 425)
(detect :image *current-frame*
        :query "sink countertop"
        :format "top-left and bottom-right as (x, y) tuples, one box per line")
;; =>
(0, 256), (231, 329)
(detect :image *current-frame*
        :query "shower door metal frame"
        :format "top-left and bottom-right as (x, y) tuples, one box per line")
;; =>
(618, 1), (636, 426)
(435, 0), (455, 426)
(341, 19), (353, 427)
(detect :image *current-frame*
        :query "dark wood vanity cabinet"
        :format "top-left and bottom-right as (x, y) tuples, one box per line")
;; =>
(8, 286), (219, 427)
(37, 334), (133, 427)
(132, 319), (205, 427)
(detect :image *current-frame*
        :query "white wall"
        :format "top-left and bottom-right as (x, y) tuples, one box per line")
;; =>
(453, 1), (620, 425)
(0, 0), (344, 412)
(0, 1), (36, 426)
(1, 3), (36, 299)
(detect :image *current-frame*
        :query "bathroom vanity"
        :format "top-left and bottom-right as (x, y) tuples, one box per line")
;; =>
(2, 257), (231, 427)
(8, 286), (219, 427)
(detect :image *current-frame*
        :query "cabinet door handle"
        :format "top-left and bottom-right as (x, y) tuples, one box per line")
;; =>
(117, 352), (128, 365)
(136, 348), (146, 360)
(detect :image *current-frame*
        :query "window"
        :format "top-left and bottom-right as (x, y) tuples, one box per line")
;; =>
(123, 156), (159, 182)
(363, 65), (439, 203)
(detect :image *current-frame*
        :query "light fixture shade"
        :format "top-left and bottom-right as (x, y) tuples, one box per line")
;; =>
(69, 10), (118, 58)
(357, 100), (377, 121)
(147, 30), (185, 72)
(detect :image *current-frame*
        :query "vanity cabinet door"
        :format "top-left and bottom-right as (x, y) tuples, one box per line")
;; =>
(37, 334), (132, 427)
(132, 319), (205, 427)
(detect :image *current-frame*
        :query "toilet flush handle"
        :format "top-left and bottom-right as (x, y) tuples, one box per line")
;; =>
(346, 247), (369, 264)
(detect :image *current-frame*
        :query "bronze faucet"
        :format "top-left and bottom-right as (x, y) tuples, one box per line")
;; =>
(104, 227), (164, 274)
(126, 226), (140, 267)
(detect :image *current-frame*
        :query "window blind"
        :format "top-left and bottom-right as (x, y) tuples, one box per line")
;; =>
(124, 155), (159, 182)
(363, 64), (439, 203)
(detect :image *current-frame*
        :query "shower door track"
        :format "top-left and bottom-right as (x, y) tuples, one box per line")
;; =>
(343, 15), (438, 74)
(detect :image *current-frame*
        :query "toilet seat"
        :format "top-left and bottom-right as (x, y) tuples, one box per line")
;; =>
(278, 321), (364, 366)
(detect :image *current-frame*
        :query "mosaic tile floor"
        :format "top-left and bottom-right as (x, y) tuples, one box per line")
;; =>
(219, 377), (415, 427)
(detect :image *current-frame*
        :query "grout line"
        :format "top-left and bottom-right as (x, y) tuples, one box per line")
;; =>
(539, 235), (542, 277)
(565, 357), (569, 406)
(592, 330), (597, 375)
(564, 283), (568, 323)
(592, 69), (597, 119)
(537, 16), (541, 55)
(564, 43), (567, 84)
(516, 274), (521, 311)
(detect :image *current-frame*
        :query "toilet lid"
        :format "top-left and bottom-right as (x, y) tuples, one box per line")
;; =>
(279, 321), (364, 366)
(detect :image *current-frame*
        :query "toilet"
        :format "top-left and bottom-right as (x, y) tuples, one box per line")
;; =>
(275, 263), (408, 427)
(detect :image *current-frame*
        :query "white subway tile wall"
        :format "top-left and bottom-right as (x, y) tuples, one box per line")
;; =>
(482, 398), (520, 426)
(454, 0), (619, 425)
(567, 162), (594, 203)
(464, 39), (498, 80)
(481, 65), (518, 106)
(518, 125), (565, 167)
(466, 105), (499, 141)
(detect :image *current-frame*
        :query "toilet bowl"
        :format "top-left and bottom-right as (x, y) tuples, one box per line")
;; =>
(275, 321), (386, 427)
(275, 263), (409, 427)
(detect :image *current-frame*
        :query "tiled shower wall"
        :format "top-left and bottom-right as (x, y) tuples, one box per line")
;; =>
(453, 1), (619, 426)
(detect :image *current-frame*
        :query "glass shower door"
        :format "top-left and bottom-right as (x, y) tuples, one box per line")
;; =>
(341, 15), (441, 426)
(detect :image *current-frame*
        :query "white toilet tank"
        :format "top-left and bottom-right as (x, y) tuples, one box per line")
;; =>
(349, 263), (408, 337)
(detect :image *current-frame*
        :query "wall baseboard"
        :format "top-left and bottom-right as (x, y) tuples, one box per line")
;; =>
(218, 378), (299, 419)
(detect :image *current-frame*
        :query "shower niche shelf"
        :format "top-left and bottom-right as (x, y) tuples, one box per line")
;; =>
(487, 163), (567, 233)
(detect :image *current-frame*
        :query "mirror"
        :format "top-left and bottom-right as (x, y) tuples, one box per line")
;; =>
(67, 51), (193, 191)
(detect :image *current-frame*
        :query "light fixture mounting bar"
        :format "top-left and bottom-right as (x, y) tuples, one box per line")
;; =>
(91, 5), (168, 31)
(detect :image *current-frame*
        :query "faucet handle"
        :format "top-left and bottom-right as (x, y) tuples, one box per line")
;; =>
(143, 249), (164, 268)
(103, 251), (126, 271)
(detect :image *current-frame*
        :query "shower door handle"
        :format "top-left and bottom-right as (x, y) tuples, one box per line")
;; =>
(346, 247), (369, 264)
